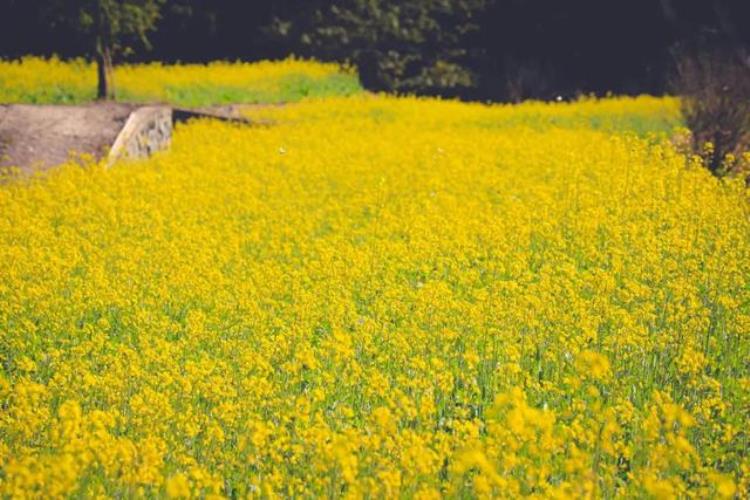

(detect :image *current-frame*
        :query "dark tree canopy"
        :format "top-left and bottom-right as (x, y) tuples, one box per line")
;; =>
(266, 0), (490, 94)
(1, 0), (748, 101)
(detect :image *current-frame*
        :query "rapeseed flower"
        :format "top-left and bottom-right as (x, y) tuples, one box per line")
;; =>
(0, 91), (747, 497)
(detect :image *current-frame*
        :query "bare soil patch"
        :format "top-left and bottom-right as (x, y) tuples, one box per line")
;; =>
(0, 103), (136, 174)
(0, 103), (276, 176)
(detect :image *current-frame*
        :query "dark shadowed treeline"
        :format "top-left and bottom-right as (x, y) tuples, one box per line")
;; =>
(1, 0), (748, 101)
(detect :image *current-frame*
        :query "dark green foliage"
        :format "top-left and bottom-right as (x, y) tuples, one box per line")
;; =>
(267, 0), (489, 94)
(42, 0), (164, 54)
(1, 0), (749, 101)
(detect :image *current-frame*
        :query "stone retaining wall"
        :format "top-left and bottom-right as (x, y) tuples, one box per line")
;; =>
(107, 105), (266, 167)
(108, 106), (172, 165)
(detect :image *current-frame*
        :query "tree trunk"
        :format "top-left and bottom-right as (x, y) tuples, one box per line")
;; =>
(96, 42), (115, 101)
(94, 0), (115, 101)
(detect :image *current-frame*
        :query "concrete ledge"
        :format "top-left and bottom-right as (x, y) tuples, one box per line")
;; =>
(173, 107), (252, 124)
(173, 107), (275, 128)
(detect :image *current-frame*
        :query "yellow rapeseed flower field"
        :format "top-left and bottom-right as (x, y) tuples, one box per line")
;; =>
(0, 57), (361, 105)
(0, 94), (749, 498)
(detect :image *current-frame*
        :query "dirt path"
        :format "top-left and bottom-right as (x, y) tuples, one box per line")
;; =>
(0, 103), (136, 174)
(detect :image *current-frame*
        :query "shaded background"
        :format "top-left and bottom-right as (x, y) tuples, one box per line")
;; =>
(1, 0), (749, 101)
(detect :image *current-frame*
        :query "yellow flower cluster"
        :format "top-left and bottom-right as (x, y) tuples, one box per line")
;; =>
(0, 93), (748, 498)
(0, 56), (360, 105)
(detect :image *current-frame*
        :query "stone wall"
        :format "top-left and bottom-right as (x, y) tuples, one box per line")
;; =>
(108, 106), (172, 166)
(107, 105), (266, 167)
